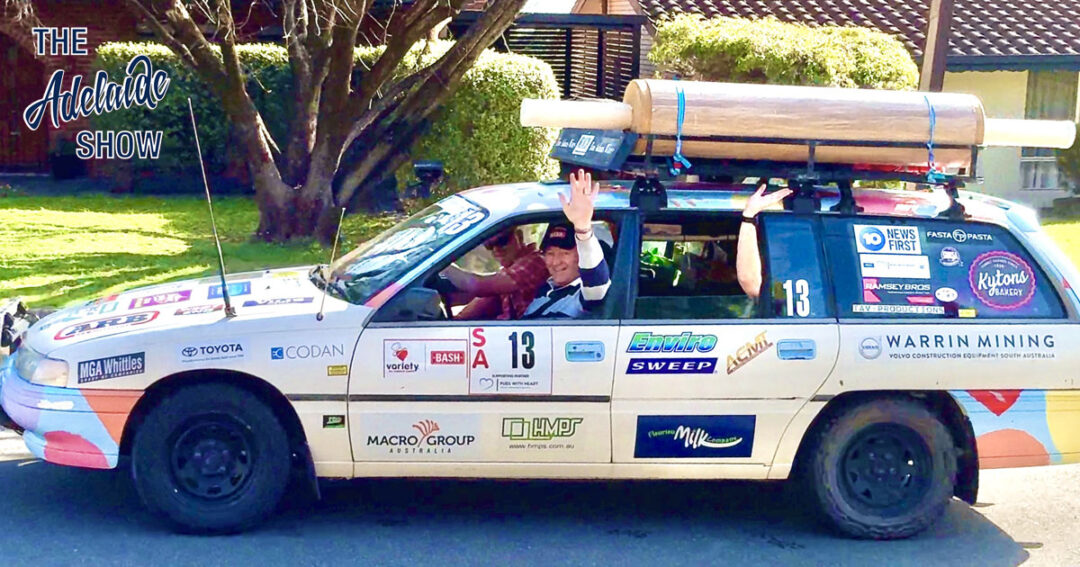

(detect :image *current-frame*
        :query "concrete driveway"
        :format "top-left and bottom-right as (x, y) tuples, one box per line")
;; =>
(0, 429), (1074, 566)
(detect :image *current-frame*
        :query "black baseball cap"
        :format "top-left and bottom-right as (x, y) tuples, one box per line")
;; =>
(540, 223), (576, 250)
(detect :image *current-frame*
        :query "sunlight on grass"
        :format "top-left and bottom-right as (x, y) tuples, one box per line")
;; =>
(0, 195), (400, 308)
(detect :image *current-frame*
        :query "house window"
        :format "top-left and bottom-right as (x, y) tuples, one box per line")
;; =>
(1021, 71), (1079, 191)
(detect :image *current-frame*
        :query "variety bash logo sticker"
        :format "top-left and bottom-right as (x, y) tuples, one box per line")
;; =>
(23, 28), (169, 160)
(634, 415), (755, 458)
(383, 339), (467, 379)
(77, 351), (145, 384)
(54, 311), (159, 340)
(969, 251), (1036, 310)
(855, 225), (921, 255)
(625, 331), (718, 375)
(725, 332), (774, 375)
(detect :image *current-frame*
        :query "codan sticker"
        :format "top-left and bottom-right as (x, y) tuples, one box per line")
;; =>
(969, 251), (1036, 310)
(77, 351), (145, 384)
(634, 415), (755, 458)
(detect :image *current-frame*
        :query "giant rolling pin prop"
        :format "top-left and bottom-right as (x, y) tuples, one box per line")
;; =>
(521, 80), (1076, 169)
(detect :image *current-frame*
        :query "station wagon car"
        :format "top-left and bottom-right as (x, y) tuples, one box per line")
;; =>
(2, 178), (1078, 539)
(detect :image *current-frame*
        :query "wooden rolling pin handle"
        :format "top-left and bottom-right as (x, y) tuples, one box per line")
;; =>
(520, 99), (633, 130)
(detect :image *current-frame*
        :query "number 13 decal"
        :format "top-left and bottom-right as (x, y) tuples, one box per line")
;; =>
(783, 279), (811, 317)
(508, 331), (535, 369)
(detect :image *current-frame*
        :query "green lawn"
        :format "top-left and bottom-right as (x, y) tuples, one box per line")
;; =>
(0, 194), (400, 308)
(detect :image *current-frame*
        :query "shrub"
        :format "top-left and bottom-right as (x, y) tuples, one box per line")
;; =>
(91, 41), (559, 193)
(649, 14), (919, 90)
(1058, 124), (1080, 194)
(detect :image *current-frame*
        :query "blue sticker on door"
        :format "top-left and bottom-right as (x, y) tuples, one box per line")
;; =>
(634, 415), (755, 458)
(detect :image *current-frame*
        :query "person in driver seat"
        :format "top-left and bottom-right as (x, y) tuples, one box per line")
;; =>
(522, 170), (611, 319)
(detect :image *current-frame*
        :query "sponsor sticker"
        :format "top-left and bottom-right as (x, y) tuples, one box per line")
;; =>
(859, 254), (931, 279)
(130, 290), (191, 309)
(468, 327), (553, 395)
(858, 337), (882, 360)
(502, 417), (582, 441)
(180, 341), (247, 364)
(384, 339), (469, 380)
(362, 417), (479, 458)
(565, 341), (605, 362)
(208, 281), (251, 299)
(242, 297), (314, 307)
(861, 278), (932, 304)
(969, 251), (1036, 310)
(725, 331), (773, 375)
(634, 415), (755, 458)
(327, 364), (349, 376)
(959, 308), (978, 318)
(54, 311), (159, 340)
(939, 246), (962, 267)
(854, 225), (922, 255)
(322, 415), (345, 429)
(77, 351), (145, 384)
(926, 229), (993, 244)
(175, 304), (224, 316)
(626, 332), (717, 353)
(852, 304), (945, 315)
(935, 287), (959, 302)
(626, 357), (717, 374)
(869, 333), (1054, 361)
(272, 343), (345, 360)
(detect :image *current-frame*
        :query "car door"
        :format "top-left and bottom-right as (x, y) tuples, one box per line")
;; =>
(348, 212), (636, 466)
(611, 212), (840, 471)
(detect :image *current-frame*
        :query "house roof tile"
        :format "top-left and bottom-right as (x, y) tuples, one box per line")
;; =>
(637, 0), (1080, 59)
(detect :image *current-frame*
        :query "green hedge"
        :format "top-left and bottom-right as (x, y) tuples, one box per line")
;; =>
(649, 14), (919, 90)
(91, 41), (559, 192)
(1059, 123), (1080, 194)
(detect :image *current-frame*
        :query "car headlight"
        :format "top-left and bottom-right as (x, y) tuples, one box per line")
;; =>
(14, 347), (69, 387)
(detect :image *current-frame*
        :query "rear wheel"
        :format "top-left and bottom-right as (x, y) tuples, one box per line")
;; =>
(805, 398), (957, 539)
(131, 383), (291, 533)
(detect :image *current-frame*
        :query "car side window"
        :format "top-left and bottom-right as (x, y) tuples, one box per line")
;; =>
(824, 217), (1065, 319)
(761, 215), (830, 318)
(633, 214), (755, 319)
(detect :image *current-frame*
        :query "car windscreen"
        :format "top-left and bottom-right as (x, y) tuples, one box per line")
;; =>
(330, 195), (488, 304)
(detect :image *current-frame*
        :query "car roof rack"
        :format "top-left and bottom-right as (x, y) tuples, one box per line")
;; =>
(550, 128), (977, 220)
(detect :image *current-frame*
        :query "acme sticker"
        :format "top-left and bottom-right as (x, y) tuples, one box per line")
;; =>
(726, 331), (773, 375)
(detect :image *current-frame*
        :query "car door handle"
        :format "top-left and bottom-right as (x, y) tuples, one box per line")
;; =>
(777, 339), (816, 360)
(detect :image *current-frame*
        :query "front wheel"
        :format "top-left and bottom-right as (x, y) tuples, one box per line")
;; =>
(131, 383), (291, 533)
(805, 398), (957, 539)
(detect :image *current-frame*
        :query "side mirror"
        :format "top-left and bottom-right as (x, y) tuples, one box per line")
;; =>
(374, 287), (443, 322)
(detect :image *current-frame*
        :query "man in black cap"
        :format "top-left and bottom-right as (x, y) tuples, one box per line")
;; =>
(522, 169), (611, 319)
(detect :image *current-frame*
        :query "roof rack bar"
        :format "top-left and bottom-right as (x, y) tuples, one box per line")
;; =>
(644, 133), (974, 151)
(830, 180), (864, 215)
(939, 179), (967, 220)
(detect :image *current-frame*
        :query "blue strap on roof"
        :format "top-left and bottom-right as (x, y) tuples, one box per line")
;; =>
(924, 95), (949, 184)
(669, 86), (692, 176)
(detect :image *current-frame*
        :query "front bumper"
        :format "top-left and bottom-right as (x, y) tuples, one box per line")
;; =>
(0, 356), (140, 469)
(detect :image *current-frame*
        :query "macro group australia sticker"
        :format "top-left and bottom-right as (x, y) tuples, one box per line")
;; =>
(634, 415), (755, 458)
(969, 251), (1036, 310)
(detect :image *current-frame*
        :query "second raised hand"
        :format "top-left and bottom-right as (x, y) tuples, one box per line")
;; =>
(560, 169), (600, 230)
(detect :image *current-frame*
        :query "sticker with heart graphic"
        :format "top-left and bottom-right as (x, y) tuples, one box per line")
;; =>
(967, 389), (1022, 416)
(392, 343), (409, 362)
(478, 377), (495, 391)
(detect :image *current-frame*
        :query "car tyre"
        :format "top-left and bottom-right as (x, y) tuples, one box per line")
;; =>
(805, 397), (957, 539)
(131, 383), (291, 533)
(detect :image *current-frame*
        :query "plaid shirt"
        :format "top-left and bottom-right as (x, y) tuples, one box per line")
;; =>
(499, 244), (549, 320)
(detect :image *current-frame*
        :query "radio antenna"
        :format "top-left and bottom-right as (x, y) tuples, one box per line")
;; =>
(316, 207), (347, 322)
(188, 98), (236, 318)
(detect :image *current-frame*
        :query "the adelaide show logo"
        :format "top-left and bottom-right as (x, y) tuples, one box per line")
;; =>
(22, 27), (170, 161)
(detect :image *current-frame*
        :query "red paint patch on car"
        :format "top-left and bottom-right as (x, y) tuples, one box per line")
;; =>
(977, 429), (1050, 469)
(968, 390), (1022, 416)
(43, 431), (109, 469)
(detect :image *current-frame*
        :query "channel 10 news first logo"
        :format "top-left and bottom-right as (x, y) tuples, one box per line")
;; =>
(855, 225), (922, 255)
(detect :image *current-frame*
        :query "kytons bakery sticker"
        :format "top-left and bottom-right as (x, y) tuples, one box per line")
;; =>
(23, 27), (169, 160)
(969, 251), (1036, 310)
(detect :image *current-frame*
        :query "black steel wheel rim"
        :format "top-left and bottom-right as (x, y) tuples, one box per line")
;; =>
(169, 414), (256, 501)
(839, 424), (932, 515)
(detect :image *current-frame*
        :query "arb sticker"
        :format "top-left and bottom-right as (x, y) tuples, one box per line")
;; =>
(969, 251), (1036, 310)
